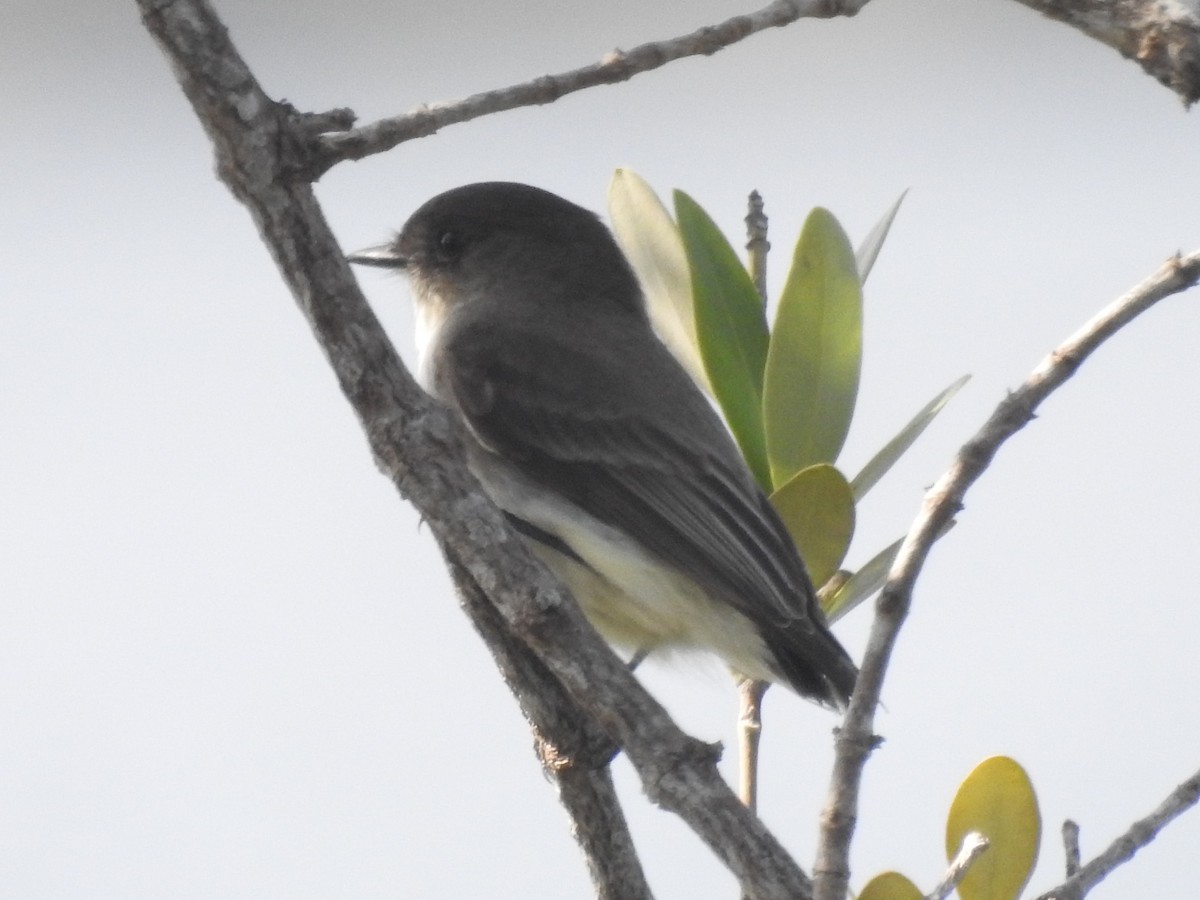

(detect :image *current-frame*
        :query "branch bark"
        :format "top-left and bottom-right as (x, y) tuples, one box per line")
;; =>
(811, 249), (1200, 900)
(137, 1), (814, 896)
(1012, 0), (1200, 105)
(927, 832), (989, 900)
(310, 0), (874, 175)
(305, 0), (1200, 180)
(1034, 766), (1200, 900)
(1062, 819), (1082, 878)
(446, 558), (651, 900)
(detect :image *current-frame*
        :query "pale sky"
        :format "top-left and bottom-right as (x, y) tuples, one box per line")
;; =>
(4, 0), (1200, 897)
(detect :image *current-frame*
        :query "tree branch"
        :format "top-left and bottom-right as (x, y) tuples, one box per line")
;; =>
(811, 249), (1200, 900)
(1034, 766), (1200, 900)
(137, 1), (814, 896)
(1011, 0), (1200, 106)
(310, 0), (874, 175)
(1062, 819), (1082, 877)
(927, 832), (989, 900)
(445, 558), (651, 900)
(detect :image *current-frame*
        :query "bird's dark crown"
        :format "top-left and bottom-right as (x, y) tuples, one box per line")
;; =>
(393, 182), (643, 314)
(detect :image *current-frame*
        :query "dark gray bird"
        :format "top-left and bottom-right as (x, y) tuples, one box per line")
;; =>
(349, 182), (856, 708)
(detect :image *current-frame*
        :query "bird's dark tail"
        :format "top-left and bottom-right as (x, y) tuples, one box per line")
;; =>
(762, 621), (858, 710)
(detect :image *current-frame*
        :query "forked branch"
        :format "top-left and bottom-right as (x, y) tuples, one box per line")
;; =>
(1034, 766), (1200, 900)
(813, 249), (1200, 900)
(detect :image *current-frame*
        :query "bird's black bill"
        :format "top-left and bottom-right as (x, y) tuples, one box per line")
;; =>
(347, 244), (408, 269)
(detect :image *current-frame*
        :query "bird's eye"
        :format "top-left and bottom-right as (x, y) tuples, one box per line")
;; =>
(434, 230), (463, 263)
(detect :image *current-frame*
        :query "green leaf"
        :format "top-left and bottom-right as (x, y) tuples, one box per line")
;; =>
(763, 207), (862, 489)
(674, 189), (771, 489)
(851, 374), (970, 502)
(946, 756), (1041, 900)
(768, 464), (854, 587)
(858, 871), (923, 900)
(607, 170), (710, 392)
(822, 537), (902, 623)
(855, 190), (908, 284)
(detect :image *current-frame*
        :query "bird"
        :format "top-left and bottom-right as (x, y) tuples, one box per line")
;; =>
(349, 182), (857, 709)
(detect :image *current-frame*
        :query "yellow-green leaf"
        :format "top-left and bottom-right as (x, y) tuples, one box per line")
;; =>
(768, 463), (854, 586)
(607, 170), (710, 393)
(858, 871), (923, 900)
(763, 207), (862, 489)
(822, 537), (902, 623)
(675, 190), (771, 489)
(946, 756), (1041, 900)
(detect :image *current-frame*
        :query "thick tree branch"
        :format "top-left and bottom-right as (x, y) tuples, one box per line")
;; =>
(446, 558), (651, 900)
(812, 249), (1200, 900)
(310, 0), (873, 175)
(1012, 0), (1200, 106)
(1034, 766), (1200, 900)
(137, 1), (814, 896)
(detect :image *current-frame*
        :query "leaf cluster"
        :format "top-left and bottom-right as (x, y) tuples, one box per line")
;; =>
(609, 170), (966, 621)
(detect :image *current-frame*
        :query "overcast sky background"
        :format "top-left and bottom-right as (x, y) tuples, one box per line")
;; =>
(4, 0), (1200, 897)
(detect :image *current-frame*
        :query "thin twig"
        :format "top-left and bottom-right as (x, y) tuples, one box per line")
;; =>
(1062, 819), (1081, 878)
(738, 189), (771, 834)
(745, 190), (770, 304)
(1034, 766), (1200, 900)
(926, 832), (989, 900)
(312, 0), (874, 173)
(737, 676), (770, 811)
(811, 249), (1200, 900)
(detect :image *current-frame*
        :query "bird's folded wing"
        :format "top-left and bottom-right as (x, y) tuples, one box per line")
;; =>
(439, 317), (823, 634)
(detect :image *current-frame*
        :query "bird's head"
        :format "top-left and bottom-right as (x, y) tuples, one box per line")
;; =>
(348, 182), (643, 318)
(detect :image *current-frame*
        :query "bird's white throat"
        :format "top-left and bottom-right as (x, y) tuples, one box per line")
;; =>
(412, 291), (450, 393)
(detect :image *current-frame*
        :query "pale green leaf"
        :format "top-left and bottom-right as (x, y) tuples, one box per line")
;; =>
(855, 190), (908, 284)
(607, 170), (710, 392)
(824, 519), (956, 622)
(858, 871), (923, 900)
(763, 207), (862, 488)
(768, 463), (855, 587)
(946, 756), (1041, 900)
(851, 374), (970, 502)
(822, 537), (902, 623)
(675, 189), (771, 489)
